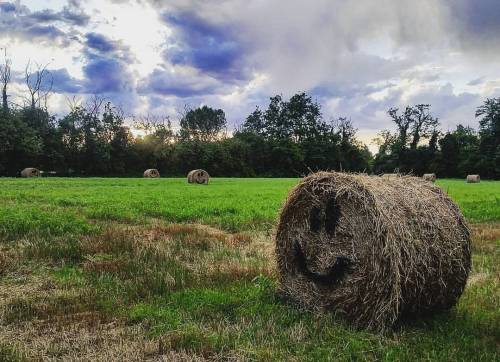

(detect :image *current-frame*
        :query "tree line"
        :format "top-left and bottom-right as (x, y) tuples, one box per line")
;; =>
(0, 57), (498, 178)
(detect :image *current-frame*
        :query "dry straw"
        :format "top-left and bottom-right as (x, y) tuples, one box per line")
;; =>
(275, 172), (471, 331)
(143, 169), (160, 178)
(423, 173), (436, 182)
(466, 175), (480, 183)
(20, 168), (40, 178)
(187, 169), (210, 184)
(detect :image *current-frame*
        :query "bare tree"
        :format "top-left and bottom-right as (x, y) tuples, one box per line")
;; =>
(133, 113), (174, 143)
(65, 95), (83, 112)
(85, 95), (106, 118)
(0, 48), (11, 112)
(25, 60), (53, 110)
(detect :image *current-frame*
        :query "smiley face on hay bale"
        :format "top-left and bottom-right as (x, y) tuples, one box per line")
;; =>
(143, 169), (160, 178)
(187, 169), (210, 184)
(275, 172), (471, 331)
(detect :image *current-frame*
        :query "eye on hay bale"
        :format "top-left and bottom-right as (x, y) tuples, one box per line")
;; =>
(143, 169), (160, 178)
(275, 172), (471, 331)
(20, 167), (41, 178)
(422, 173), (436, 182)
(466, 175), (480, 183)
(187, 169), (209, 184)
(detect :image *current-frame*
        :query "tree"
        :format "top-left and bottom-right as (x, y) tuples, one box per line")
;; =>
(179, 105), (226, 142)
(0, 49), (11, 112)
(388, 106), (413, 149)
(409, 104), (439, 150)
(475, 98), (500, 178)
(25, 61), (53, 110)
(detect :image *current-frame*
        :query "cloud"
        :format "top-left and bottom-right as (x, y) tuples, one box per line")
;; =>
(0, 2), (15, 12)
(85, 32), (118, 53)
(138, 67), (226, 97)
(28, 7), (89, 27)
(0, 1), (87, 46)
(50, 68), (85, 93)
(161, 11), (248, 82)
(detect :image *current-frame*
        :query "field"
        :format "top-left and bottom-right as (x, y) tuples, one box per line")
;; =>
(0, 177), (498, 361)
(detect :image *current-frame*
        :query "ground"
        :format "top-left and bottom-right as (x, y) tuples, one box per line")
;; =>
(0, 178), (498, 361)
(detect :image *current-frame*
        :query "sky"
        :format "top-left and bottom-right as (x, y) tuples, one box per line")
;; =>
(1, 0), (499, 147)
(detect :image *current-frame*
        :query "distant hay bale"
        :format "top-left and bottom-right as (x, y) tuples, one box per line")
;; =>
(466, 175), (480, 183)
(187, 169), (210, 184)
(275, 172), (471, 331)
(143, 169), (160, 178)
(423, 173), (436, 182)
(20, 167), (41, 178)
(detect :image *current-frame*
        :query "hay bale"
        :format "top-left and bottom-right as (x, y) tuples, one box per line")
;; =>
(466, 175), (480, 183)
(275, 172), (471, 331)
(20, 167), (40, 178)
(381, 173), (400, 178)
(143, 169), (160, 178)
(187, 169), (209, 184)
(423, 173), (436, 182)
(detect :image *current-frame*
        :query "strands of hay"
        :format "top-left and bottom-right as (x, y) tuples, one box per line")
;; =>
(466, 175), (480, 183)
(187, 169), (210, 184)
(423, 173), (436, 182)
(20, 168), (40, 178)
(275, 172), (471, 331)
(143, 169), (160, 178)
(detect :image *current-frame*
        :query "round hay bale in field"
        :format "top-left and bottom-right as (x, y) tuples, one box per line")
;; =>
(422, 173), (436, 182)
(275, 171), (471, 331)
(466, 175), (480, 183)
(187, 169), (209, 184)
(20, 167), (41, 178)
(143, 169), (160, 178)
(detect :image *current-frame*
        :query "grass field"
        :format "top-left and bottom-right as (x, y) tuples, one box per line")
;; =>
(0, 177), (498, 361)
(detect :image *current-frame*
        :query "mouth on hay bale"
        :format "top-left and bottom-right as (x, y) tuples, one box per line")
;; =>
(275, 172), (471, 331)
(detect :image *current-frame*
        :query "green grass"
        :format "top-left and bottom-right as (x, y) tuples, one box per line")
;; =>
(0, 177), (498, 360)
(0, 178), (498, 237)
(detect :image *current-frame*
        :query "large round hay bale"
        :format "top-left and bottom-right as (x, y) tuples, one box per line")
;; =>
(423, 173), (436, 182)
(143, 169), (160, 178)
(187, 169), (209, 184)
(466, 175), (480, 183)
(275, 172), (471, 331)
(20, 167), (40, 178)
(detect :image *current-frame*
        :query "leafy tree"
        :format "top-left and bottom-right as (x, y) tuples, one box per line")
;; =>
(475, 97), (500, 178)
(179, 105), (226, 142)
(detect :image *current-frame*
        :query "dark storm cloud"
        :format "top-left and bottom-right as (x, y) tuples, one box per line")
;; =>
(161, 11), (247, 82)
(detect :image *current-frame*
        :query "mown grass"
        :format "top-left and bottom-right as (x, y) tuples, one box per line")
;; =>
(0, 177), (498, 361)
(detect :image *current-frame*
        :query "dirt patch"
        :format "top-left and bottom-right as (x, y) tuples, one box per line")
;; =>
(470, 223), (500, 253)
